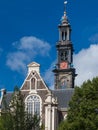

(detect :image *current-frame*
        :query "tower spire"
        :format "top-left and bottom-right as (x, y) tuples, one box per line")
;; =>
(53, 1), (76, 89)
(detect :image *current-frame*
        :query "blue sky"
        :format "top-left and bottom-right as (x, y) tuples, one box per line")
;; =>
(0, 0), (98, 91)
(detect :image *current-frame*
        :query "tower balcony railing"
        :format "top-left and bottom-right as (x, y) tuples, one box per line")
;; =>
(57, 40), (72, 46)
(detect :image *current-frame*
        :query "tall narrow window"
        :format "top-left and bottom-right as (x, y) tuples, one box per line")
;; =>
(25, 95), (41, 116)
(62, 32), (64, 40)
(65, 32), (67, 40)
(31, 78), (36, 89)
(62, 32), (67, 41)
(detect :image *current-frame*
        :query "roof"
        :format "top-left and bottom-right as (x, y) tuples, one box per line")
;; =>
(5, 92), (13, 104)
(1, 92), (13, 109)
(1, 89), (74, 110)
(52, 88), (74, 109)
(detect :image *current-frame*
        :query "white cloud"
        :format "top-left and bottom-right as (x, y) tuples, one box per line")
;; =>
(17, 36), (51, 56)
(74, 44), (98, 86)
(7, 52), (29, 73)
(6, 36), (51, 73)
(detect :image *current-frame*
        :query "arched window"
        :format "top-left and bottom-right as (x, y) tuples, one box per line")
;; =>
(60, 77), (69, 89)
(62, 31), (67, 41)
(31, 78), (36, 89)
(60, 78), (66, 89)
(25, 95), (41, 116)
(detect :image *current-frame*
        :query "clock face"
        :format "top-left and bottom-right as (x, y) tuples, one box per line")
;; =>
(60, 62), (68, 69)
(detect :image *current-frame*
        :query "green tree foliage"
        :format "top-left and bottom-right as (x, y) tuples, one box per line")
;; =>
(58, 77), (98, 130)
(0, 86), (41, 130)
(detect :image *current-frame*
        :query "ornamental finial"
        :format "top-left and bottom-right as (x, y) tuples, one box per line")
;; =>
(60, 1), (68, 24)
(64, 1), (67, 16)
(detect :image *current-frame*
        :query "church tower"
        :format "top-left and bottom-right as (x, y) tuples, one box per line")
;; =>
(53, 2), (76, 89)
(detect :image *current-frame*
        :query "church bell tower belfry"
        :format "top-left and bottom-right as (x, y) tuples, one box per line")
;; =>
(53, 1), (76, 89)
